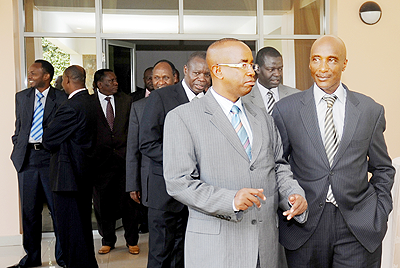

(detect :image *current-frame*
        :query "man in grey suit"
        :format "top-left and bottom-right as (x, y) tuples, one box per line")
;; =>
(243, 46), (299, 114)
(273, 35), (395, 267)
(163, 38), (307, 268)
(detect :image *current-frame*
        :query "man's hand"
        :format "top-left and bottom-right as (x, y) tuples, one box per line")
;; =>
(130, 191), (141, 204)
(234, 188), (266, 211)
(283, 194), (308, 220)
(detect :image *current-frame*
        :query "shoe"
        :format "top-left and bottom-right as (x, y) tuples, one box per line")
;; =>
(98, 245), (114, 254)
(7, 265), (26, 268)
(138, 224), (149, 234)
(127, 244), (140, 255)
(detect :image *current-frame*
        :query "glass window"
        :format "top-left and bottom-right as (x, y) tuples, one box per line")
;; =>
(264, 0), (323, 35)
(102, 0), (179, 34)
(25, 37), (96, 90)
(183, 0), (257, 34)
(263, 39), (315, 91)
(24, 0), (95, 33)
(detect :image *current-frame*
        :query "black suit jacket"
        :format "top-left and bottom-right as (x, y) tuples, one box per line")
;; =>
(139, 82), (189, 211)
(131, 87), (146, 102)
(126, 98), (151, 205)
(11, 86), (67, 172)
(43, 90), (97, 192)
(92, 90), (132, 172)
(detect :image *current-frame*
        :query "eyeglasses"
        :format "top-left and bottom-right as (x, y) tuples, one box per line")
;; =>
(217, 63), (258, 71)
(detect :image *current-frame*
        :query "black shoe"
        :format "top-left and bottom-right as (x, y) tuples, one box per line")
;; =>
(7, 265), (26, 268)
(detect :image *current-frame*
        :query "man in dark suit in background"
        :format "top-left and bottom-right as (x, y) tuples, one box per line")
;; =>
(43, 65), (98, 268)
(131, 67), (154, 102)
(10, 60), (67, 268)
(139, 52), (211, 268)
(91, 69), (139, 255)
(243, 46), (299, 115)
(273, 35), (395, 267)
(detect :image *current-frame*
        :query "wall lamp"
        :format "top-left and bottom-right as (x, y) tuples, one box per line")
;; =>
(359, 2), (382, 25)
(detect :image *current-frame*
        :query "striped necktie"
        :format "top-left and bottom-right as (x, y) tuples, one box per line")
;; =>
(231, 105), (251, 160)
(323, 95), (338, 206)
(105, 96), (114, 131)
(266, 91), (275, 115)
(30, 92), (44, 141)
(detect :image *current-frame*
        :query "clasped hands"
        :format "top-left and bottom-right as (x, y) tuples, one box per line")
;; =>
(234, 188), (308, 220)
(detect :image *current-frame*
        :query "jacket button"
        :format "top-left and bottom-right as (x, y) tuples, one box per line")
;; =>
(319, 203), (323, 208)
(251, 219), (257, 225)
(250, 165), (255, 171)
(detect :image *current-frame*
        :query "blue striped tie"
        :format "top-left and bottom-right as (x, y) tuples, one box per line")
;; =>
(30, 92), (44, 141)
(231, 105), (251, 160)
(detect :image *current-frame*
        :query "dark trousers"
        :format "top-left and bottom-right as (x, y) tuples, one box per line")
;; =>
(147, 207), (188, 268)
(53, 190), (98, 268)
(285, 203), (382, 268)
(17, 148), (64, 267)
(93, 165), (139, 247)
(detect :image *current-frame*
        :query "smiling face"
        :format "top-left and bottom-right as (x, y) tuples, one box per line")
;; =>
(208, 40), (255, 102)
(309, 36), (348, 94)
(27, 62), (50, 92)
(184, 56), (211, 95)
(152, 62), (175, 89)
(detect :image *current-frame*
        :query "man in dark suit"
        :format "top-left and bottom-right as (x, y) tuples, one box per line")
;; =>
(243, 46), (299, 115)
(91, 69), (139, 255)
(43, 65), (98, 268)
(139, 52), (211, 268)
(10, 60), (67, 268)
(273, 35), (395, 267)
(131, 67), (153, 102)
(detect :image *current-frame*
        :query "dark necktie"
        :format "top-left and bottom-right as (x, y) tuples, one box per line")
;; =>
(266, 91), (275, 115)
(105, 96), (114, 131)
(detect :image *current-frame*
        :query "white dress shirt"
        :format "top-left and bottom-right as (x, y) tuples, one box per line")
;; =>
(97, 90), (116, 117)
(68, 88), (87, 99)
(182, 80), (205, 101)
(257, 80), (279, 109)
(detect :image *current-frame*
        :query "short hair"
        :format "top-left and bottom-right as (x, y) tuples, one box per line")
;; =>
(143, 67), (153, 77)
(64, 65), (86, 85)
(153, 59), (177, 76)
(186, 51), (206, 66)
(255, 47), (282, 67)
(35, 59), (54, 81)
(93, 68), (114, 90)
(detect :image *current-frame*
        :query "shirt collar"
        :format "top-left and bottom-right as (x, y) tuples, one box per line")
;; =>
(97, 89), (114, 101)
(182, 80), (204, 101)
(256, 80), (279, 99)
(210, 86), (244, 116)
(313, 82), (346, 105)
(35, 86), (50, 98)
(68, 88), (87, 99)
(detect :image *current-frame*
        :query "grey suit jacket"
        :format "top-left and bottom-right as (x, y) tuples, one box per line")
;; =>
(273, 84), (395, 253)
(243, 82), (300, 111)
(126, 97), (151, 206)
(163, 91), (306, 268)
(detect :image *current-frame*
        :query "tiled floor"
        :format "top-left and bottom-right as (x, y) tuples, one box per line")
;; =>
(0, 230), (149, 268)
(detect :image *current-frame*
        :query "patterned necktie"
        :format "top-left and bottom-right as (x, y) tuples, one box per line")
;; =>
(231, 105), (251, 160)
(323, 95), (338, 206)
(105, 96), (114, 131)
(30, 92), (44, 141)
(266, 91), (275, 115)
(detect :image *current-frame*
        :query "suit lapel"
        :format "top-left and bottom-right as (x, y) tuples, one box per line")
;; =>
(249, 84), (266, 110)
(332, 87), (361, 167)
(43, 87), (56, 123)
(299, 88), (330, 168)
(94, 90), (111, 131)
(205, 93), (249, 161)
(243, 103), (261, 163)
(23, 88), (35, 124)
(173, 82), (189, 105)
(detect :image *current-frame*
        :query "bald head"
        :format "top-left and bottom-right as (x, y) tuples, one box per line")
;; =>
(206, 38), (255, 102)
(62, 65), (86, 95)
(152, 61), (175, 89)
(309, 35), (348, 94)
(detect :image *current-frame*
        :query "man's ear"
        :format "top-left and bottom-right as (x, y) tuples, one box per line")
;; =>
(212, 65), (223, 80)
(183, 65), (188, 77)
(43, 72), (51, 82)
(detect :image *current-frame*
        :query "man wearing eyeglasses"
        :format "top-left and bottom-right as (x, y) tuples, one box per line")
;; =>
(163, 38), (308, 268)
(243, 47), (299, 115)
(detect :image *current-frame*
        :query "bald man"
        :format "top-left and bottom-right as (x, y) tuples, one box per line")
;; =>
(43, 65), (98, 268)
(163, 38), (307, 268)
(272, 35), (394, 267)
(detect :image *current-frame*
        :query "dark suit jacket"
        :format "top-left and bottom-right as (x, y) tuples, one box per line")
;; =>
(92, 90), (132, 174)
(11, 86), (67, 172)
(139, 82), (188, 211)
(131, 87), (146, 102)
(43, 90), (97, 192)
(273, 84), (395, 253)
(126, 98), (151, 205)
